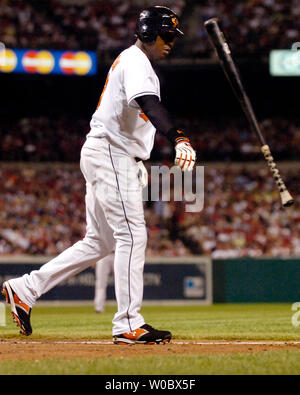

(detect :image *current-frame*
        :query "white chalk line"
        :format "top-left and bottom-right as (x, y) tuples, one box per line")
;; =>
(4, 340), (300, 346)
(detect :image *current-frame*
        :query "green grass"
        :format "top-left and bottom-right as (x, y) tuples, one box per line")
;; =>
(1, 303), (300, 374)
(2, 303), (299, 340)
(0, 351), (300, 375)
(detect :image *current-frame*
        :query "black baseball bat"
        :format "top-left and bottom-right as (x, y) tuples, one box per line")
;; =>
(204, 17), (294, 208)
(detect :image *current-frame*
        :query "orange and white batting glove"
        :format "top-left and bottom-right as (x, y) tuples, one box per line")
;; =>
(174, 138), (196, 172)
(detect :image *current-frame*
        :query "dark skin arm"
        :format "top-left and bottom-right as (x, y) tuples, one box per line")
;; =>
(135, 95), (190, 145)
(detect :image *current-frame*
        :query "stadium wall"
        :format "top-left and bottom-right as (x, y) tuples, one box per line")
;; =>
(213, 258), (300, 303)
(0, 256), (299, 303)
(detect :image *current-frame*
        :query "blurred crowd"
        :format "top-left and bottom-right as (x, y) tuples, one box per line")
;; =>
(0, 164), (86, 255)
(0, 116), (88, 162)
(181, 0), (300, 59)
(0, 0), (298, 61)
(0, 162), (298, 258)
(1, 115), (299, 162)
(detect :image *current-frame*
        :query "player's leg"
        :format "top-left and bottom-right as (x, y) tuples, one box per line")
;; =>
(95, 143), (146, 336)
(94, 251), (114, 313)
(102, 143), (171, 344)
(112, 204), (147, 335)
(2, 144), (115, 335)
(6, 182), (114, 307)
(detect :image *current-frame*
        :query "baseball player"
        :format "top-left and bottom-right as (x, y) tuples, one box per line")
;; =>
(2, 6), (196, 344)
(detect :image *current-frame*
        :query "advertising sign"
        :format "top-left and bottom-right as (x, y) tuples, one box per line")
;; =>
(0, 48), (97, 75)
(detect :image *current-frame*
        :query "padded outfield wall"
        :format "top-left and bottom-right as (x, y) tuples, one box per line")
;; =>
(213, 258), (300, 303)
(0, 256), (299, 303)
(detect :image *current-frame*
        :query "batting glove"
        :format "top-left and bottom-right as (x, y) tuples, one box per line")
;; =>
(137, 160), (148, 188)
(175, 141), (196, 172)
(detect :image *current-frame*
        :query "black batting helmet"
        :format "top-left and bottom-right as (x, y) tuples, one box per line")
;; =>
(135, 6), (184, 44)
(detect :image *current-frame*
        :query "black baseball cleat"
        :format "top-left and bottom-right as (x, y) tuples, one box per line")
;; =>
(2, 281), (32, 336)
(113, 324), (172, 345)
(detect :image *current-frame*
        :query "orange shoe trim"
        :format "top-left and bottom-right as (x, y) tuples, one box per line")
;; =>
(122, 328), (148, 341)
(13, 293), (31, 313)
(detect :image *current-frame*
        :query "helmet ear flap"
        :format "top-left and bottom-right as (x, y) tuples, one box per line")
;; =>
(136, 20), (158, 43)
(135, 12), (159, 43)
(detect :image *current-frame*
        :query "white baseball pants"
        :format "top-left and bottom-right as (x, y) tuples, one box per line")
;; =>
(94, 252), (114, 313)
(9, 136), (147, 335)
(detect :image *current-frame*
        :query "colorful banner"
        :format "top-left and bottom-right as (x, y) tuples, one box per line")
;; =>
(0, 48), (97, 75)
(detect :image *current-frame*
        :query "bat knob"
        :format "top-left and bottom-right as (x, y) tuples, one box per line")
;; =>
(281, 190), (294, 208)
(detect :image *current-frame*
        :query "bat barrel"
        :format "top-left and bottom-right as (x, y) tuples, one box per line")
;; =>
(204, 18), (266, 147)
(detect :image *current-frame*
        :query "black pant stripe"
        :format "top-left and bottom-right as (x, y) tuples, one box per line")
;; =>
(108, 144), (134, 332)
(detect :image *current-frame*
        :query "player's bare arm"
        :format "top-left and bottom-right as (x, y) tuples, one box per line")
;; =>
(136, 95), (196, 171)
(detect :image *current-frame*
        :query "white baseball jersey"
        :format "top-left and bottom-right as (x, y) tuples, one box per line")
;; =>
(88, 45), (161, 160)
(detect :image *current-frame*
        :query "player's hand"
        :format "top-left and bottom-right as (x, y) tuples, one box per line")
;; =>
(175, 141), (196, 171)
(137, 161), (148, 188)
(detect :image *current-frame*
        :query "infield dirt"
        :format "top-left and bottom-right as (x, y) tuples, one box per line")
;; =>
(1, 339), (300, 361)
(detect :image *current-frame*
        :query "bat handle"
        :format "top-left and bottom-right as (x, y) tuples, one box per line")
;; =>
(261, 145), (294, 207)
